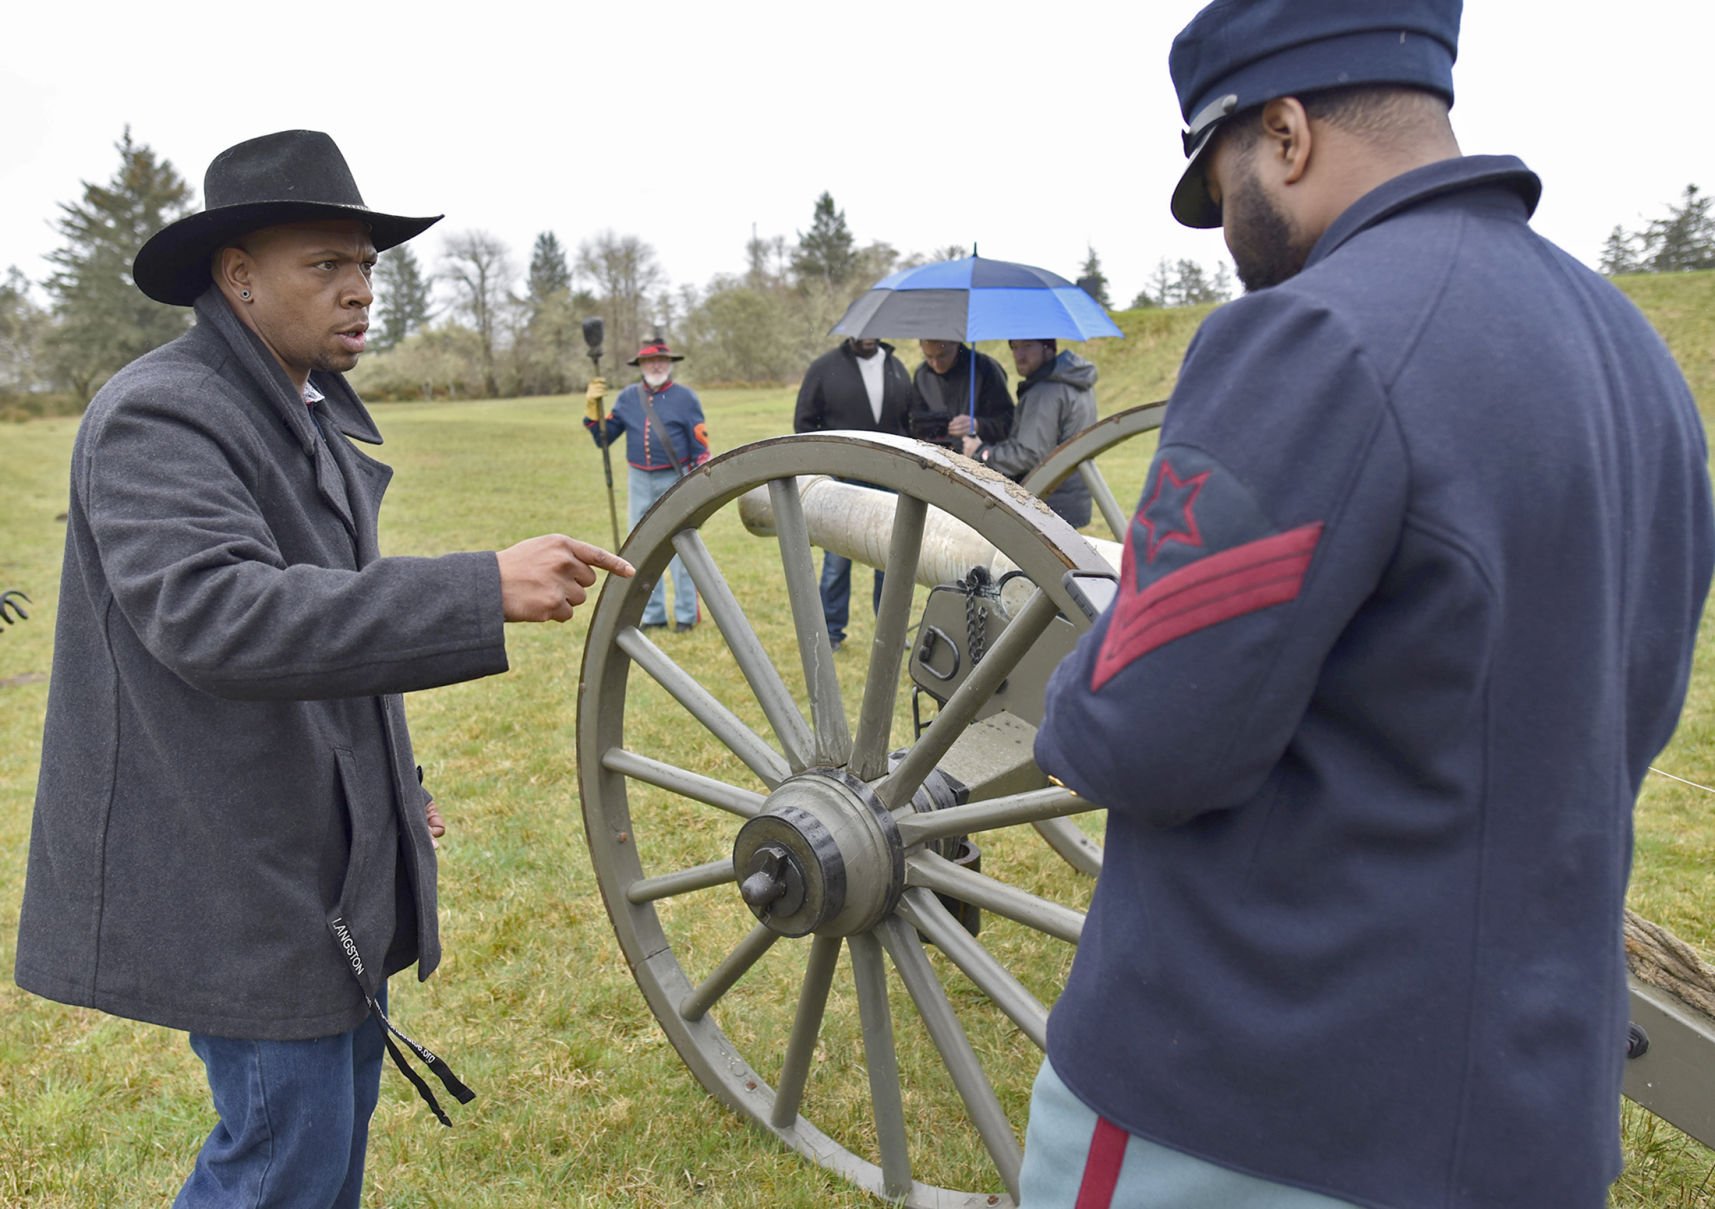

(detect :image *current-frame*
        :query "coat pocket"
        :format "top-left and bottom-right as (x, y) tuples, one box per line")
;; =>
(327, 744), (385, 998)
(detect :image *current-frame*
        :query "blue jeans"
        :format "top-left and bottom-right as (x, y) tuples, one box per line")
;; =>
(629, 466), (699, 626)
(175, 988), (387, 1209)
(819, 551), (884, 644)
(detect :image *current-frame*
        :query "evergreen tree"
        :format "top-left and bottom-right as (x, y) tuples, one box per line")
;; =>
(373, 243), (434, 350)
(511, 231), (579, 393)
(1602, 185), (1715, 275)
(43, 128), (194, 401)
(527, 231), (572, 311)
(1135, 256), (1233, 307)
(1173, 259), (1215, 305)
(1077, 246), (1112, 308)
(1642, 184), (1715, 272)
(1143, 257), (1178, 307)
(1210, 262), (1235, 303)
(1599, 225), (1640, 276)
(791, 192), (857, 288)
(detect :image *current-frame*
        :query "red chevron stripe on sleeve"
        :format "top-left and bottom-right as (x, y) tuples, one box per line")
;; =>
(1091, 522), (1324, 692)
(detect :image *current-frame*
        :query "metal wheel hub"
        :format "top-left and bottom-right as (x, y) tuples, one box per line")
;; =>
(734, 769), (905, 938)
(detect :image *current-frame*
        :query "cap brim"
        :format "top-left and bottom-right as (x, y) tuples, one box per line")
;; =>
(626, 354), (686, 365)
(133, 202), (442, 306)
(1170, 124), (1223, 229)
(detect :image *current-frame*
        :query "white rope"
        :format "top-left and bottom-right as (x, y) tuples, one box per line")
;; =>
(1648, 765), (1715, 796)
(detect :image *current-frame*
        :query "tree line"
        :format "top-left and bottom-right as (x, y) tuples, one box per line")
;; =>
(8, 131), (1702, 412)
(0, 132), (1241, 410)
(1600, 185), (1715, 275)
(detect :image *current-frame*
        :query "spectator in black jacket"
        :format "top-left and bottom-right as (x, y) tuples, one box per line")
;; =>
(793, 337), (915, 649)
(911, 339), (1013, 447)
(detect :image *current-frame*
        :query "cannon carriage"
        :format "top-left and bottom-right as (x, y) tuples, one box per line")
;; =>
(574, 418), (1715, 1207)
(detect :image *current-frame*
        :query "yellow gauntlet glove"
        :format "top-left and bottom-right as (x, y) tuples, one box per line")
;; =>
(584, 376), (607, 423)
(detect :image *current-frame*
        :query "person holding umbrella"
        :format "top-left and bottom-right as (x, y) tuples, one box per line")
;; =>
(585, 339), (710, 631)
(828, 255), (1119, 454)
(911, 339), (1012, 447)
(960, 337), (1099, 526)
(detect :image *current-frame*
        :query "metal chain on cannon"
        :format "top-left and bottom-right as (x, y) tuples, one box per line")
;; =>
(959, 565), (994, 666)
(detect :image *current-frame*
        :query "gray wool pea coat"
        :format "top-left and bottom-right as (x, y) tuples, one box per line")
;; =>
(14, 289), (509, 1041)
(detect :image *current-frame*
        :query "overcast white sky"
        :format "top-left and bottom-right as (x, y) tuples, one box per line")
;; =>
(4, 1), (1711, 313)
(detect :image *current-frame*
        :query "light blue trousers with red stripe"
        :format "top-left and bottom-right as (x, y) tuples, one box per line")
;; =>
(1018, 1058), (1360, 1208)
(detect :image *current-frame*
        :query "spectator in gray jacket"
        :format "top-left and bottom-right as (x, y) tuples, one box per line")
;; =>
(962, 339), (1098, 524)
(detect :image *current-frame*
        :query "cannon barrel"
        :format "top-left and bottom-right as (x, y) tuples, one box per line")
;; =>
(737, 476), (1124, 589)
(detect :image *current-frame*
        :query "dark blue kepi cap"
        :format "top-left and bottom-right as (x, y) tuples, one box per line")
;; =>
(1169, 0), (1462, 228)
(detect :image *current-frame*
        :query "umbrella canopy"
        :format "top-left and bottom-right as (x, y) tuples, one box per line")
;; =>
(831, 255), (1123, 343)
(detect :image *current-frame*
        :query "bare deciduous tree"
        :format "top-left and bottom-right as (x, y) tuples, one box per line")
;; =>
(575, 231), (665, 366)
(441, 230), (514, 397)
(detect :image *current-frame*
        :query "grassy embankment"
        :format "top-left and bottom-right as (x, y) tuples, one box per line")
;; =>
(1, 273), (1712, 1206)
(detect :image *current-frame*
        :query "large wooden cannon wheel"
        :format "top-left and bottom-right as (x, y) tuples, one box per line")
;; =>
(577, 433), (1114, 1205)
(1022, 401), (1166, 543)
(577, 430), (1715, 1203)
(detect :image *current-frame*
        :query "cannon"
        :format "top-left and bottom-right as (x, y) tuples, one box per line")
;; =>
(575, 424), (1715, 1206)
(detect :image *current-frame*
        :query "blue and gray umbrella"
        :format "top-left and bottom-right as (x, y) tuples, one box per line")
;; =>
(831, 254), (1123, 343)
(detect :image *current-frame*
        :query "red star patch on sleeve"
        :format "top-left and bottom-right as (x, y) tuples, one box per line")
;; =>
(1137, 461), (1210, 562)
(1092, 521), (1324, 691)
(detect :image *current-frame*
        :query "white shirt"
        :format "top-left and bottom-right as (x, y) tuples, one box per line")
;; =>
(855, 349), (887, 424)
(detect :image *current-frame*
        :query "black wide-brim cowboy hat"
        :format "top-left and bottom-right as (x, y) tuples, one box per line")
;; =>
(133, 129), (442, 306)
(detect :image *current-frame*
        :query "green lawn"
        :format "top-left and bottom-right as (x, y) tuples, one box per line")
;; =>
(3, 286), (1714, 1205)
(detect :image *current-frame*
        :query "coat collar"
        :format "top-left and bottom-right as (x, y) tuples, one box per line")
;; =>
(1305, 155), (1542, 272)
(190, 289), (385, 452)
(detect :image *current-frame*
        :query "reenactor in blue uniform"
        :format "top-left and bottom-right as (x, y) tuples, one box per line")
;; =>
(1022, 4), (1715, 1207)
(586, 340), (710, 631)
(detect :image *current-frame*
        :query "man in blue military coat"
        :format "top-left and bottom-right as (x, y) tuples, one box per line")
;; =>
(1021, 3), (1715, 1207)
(585, 339), (711, 631)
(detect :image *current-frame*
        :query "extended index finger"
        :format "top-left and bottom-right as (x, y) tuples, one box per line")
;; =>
(567, 539), (636, 579)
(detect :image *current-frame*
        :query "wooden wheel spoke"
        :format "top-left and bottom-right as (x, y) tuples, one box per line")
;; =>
(625, 858), (735, 905)
(674, 530), (817, 772)
(896, 889), (1048, 1049)
(850, 932), (912, 1199)
(601, 747), (767, 819)
(770, 935), (842, 1129)
(895, 785), (1091, 848)
(877, 918), (1022, 1201)
(1032, 816), (1103, 878)
(768, 478), (853, 767)
(906, 850), (1084, 944)
(1078, 459), (1131, 544)
(619, 626), (790, 787)
(878, 586), (1061, 810)
(849, 494), (928, 782)
(679, 921), (781, 1023)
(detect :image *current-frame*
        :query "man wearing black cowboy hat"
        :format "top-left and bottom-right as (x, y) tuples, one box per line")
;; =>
(1023, 2), (1713, 1207)
(584, 338), (711, 631)
(13, 129), (633, 1208)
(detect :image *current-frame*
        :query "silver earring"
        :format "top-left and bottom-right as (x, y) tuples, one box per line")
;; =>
(240, 289), (251, 301)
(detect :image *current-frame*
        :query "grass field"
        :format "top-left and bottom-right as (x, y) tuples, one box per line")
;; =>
(3, 284), (1714, 1207)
